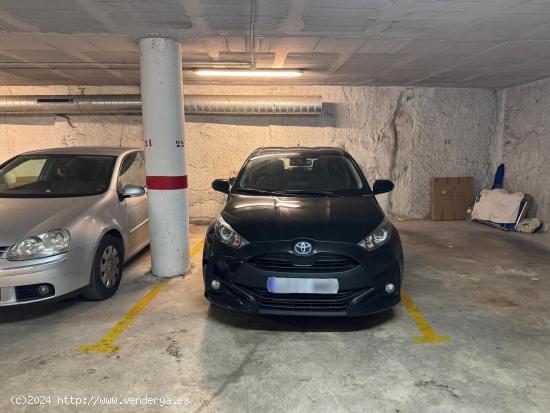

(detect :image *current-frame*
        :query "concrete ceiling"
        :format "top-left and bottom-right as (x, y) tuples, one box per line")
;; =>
(1, 0), (550, 88)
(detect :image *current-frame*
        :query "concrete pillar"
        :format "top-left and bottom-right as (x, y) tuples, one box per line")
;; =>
(139, 37), (189, 277)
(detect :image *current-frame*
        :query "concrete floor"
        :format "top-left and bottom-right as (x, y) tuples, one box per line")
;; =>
(1, 220), (549, 413)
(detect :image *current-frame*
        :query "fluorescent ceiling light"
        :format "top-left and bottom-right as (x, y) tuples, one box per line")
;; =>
(194, 69), (303, 78)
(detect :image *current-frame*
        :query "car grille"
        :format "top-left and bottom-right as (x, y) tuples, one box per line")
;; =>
(15, 284), (55, 302)
(0, 246), (9, 259)
(236, 285), (369, 312)
(249, 253), (358, 273)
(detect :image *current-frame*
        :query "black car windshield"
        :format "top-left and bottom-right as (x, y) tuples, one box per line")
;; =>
(235, 152), (366, 196)
(0, 154), (116, 198)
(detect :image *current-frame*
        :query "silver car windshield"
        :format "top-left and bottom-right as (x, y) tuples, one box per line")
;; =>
(0, 155), (116, 198)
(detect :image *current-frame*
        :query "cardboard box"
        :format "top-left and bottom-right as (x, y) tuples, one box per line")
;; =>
(431, 177), (474, 221)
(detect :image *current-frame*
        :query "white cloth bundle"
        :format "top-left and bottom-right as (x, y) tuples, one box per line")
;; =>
(471, 189), (524, 224)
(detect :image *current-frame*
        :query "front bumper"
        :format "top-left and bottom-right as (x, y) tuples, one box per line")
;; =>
(0, 244), (96, 306)
(203, 230), (404, 317)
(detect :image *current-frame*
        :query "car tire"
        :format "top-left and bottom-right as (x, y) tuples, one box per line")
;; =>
(82, 235), (124, 301)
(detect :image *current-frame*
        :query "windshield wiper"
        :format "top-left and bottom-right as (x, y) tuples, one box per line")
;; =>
(276, 189), (343, 197)
(234, 188), (282, 196)
(235, 188), (344, 197)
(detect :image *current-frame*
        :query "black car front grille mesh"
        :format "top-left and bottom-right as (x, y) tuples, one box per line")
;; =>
(249, 253), (358, 273)
(15, 284), (55, 302)
(0, 246), (9, 259)
(236, 285), (368, 312)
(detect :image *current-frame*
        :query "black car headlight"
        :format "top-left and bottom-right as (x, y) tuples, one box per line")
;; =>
(357, 219), (392, 251)
(214, 216), (249, 249)
(7, 229), (71, 261)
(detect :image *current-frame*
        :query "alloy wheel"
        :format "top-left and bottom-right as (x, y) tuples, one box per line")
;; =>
(100, 245), (120, 288)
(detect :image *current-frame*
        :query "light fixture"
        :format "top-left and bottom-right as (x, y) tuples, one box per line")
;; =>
(194, 69), (303, 78)
(38, 284), (53, 296)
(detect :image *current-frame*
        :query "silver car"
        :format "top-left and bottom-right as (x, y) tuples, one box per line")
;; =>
(0, 147), (149, 306)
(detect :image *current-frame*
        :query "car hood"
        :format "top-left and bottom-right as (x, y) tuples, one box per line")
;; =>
(0, 196), (102, 246)
(222, 194), (385, 243)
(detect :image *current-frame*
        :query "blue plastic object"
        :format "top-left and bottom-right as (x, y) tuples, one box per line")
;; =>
(492, 163), (505, 189)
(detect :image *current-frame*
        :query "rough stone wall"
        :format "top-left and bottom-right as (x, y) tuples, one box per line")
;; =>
(496, 78), (550, 224)
(0, 85), (498, 221)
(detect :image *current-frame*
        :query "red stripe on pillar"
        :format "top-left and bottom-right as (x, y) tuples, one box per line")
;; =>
(146, 175), (188, 190)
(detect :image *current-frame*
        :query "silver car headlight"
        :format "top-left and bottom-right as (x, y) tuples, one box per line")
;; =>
(215, 216), (249, 249)
(7, 229), (71, 261)
(357, 219), (392, 251)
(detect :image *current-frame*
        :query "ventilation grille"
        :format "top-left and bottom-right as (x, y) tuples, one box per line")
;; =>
(15, 284), (55, 302)
(237, 285), (368, 312)
(36, 97), (74, 103)
(249, 253), (358, 273)
(0, 246), (9, 259)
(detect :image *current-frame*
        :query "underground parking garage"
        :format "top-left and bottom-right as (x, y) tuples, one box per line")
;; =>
(1, 0), (550, 412)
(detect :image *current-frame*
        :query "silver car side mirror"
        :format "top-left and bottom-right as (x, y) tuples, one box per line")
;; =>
(121, 184), (146, 198)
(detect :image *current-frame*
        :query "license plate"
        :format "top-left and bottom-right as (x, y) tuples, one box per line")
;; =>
(267, 277), (339, 294)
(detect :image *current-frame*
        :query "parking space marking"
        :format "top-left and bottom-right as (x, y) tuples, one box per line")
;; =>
(401, 289), (453, 344)
(78, 240), (204, 353)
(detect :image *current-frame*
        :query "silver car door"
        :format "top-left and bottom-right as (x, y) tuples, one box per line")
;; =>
(118, 152), (149, 256)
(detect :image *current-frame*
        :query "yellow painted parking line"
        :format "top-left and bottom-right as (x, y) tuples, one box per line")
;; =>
(401, 289), (453, 344)
(78, 240), (204, 353)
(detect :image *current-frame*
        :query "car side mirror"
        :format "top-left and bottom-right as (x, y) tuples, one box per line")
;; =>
(372, 180), (394, 195)
(212, 179), (230, 194)
(121, 184), (146, 198)
(228, 177), (236, 186)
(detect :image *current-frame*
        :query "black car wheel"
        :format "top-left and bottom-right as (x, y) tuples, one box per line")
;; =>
(82, 235), (124, 301)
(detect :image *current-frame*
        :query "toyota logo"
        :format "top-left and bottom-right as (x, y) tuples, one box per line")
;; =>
(294, 241), (313, 256)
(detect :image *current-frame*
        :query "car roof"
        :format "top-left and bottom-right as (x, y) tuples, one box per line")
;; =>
(20, 146), (140, 157)
(253, 146), (347, 156)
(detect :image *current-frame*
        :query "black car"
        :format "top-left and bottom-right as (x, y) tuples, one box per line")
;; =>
(202, 147), (404, 316)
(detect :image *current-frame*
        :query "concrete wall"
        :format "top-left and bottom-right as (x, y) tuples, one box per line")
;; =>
(0, 85), (498, 222)
(495, 78), (550, 225)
